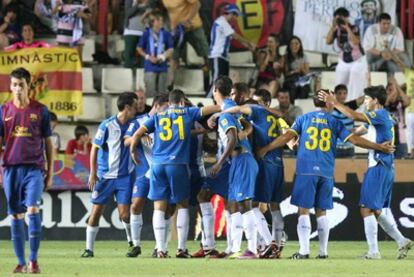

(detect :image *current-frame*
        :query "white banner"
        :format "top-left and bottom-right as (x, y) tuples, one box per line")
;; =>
(294, 0), (396, 54)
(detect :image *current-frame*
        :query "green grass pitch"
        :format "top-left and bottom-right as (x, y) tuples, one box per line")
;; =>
(1, 241), (413, 276)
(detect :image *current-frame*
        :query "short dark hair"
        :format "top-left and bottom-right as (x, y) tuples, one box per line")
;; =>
(117, 92), (138, 111)
(253, 89), (271, 105)
(74, 125), (89, 140)
(277, 89), (289, 96)
(233, 82), (249, 95)
(10, 67), (31, 84)
(169, 89), (185, 104)
(364, 86), (387, 106)
(379, 13), (391, 22)
(334, 7), (349, 17)
(313, 90), (328, 108)
(21, 22), (34, 31)
(214, 76), (233, 97)
(152, 93), (169, 106)
(50, 112), (58, 122)
(334, 84), (348, 94)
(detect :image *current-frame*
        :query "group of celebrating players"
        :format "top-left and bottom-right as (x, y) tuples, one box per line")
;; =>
(1, 68), (412, 273)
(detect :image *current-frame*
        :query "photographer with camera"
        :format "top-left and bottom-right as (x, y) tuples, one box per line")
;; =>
(326, 7), (368, 102)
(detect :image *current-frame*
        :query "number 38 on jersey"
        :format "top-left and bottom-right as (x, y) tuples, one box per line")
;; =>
(305, 127), (332, 152)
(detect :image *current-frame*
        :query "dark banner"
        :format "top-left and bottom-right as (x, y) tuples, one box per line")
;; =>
(0, 174), (413, 241)
(200, 0), (294, 49)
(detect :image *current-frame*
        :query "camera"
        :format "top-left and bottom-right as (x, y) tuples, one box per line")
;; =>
(336, 18), (346, 26)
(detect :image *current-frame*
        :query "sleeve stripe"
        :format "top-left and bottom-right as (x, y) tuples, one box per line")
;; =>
(363, 113), (372, 125)
(343, 133), (354, 142)
(92, 143), (101, 149)
(141, 125), (148, 132)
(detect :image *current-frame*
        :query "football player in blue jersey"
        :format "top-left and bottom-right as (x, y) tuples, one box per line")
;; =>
(320, 86), (412, 259)
(124, 94), (169, 257)
(257, 92), (394, 259)
(129, 89), (220, 258)
(81, 92), (138, 258)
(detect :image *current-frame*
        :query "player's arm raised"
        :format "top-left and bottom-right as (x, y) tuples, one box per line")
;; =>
(319, 90), (368, 122)
(347, 134), (395, 154)
(207, 105), (252, 129)
(200, 105), (221, 117)
(256, 130), (297, 159)
(88, 145), (99, 191)
(210, 128), (237, 177)
(44, 136), (54, 191)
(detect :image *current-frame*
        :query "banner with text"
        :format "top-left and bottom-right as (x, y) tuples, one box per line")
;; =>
(0, 47), (83, 116)
(294, 0), (396, 53)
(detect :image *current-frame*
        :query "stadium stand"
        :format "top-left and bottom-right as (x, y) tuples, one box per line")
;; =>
(101, 67), (134, 93)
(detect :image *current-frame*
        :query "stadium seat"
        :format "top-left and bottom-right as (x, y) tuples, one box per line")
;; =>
(174, 68), (205, 96)
(76, 95), (106, 122)
(55, 123), (74, 149)
(304, 51), (325, 68)
(327, 54), (338, 67)
(394, 72), (406, 85)
(370, 71), (387, 87)
(229, 51), (254, 67)
(82, 67), (96, 93)
(82, 38), (95, 63)
(186, 43), (204, 66)
(320, 71), (336, 91)
(101, 67), (134, 93)
(136, 68), (145, 91)
(295, 98), (314, 114)
(188, 97), (214, 107)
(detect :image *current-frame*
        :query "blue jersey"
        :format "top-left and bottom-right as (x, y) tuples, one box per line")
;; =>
(125, 114), (151, 178)
(94, 116), (135, 179)
(290, 110), (352, 178)
(143, 106), (201, 164)
(247, 105), (288, 166)
(363, 109), (394, 168)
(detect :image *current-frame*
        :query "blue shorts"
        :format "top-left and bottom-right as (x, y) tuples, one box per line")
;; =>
(132, 176), (150, 199)
(91, 174), (134, 205)
(189, 168), (205, 206)
(360, 164), (393, 211)
(3, 165), (44, 215)
(204, 161), (231, 199)
(149, 164), (190, 203)
(254, 159), (284, 203)
(228, 153), (258, 202)
(291, 174), (334, 210)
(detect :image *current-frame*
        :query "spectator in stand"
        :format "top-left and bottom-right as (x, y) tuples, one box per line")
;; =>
(231, 82), (251, 105)
(5, 23), (51, 50)
(331, 84), (363, 157)
(137, 11), (173, 97)
(65, 125), (92, 156)
(273, 90), (303, 126)
(256, 33), (282, 98)
(34, 0), (58, 33)
(54, 0), (93, 57)
(326, 7), (368, 103)
(363, 13), (412, 77)
(354, 0), (378, 40)
(385, 77), (411, 158)
(282, 35), (310, 103)
(50, 112), (61, 154)
(208, 4), (255, 96)
(162, 0), (209, 88)
(135, 87), (152, 116)
(0, 3), (21, 49)
(123, 0), (152, 69)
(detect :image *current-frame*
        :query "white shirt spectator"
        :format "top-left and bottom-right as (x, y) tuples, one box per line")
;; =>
(363, 23), (405, 52)
(208, 16), (234, 60)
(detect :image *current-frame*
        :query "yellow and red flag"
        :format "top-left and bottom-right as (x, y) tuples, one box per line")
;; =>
(0, 47), (83, 116)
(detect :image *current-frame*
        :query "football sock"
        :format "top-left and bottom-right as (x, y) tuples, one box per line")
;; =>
(163, 217), (172, 251)
(364, 215), (379, 254)
(224, 210), (232, 253)
(297, 215), (311, 255)
(122, 220), (132, 244)
(200, 202), (215, 250)
(86, 225), (99, 251)
(243, 210), (258, 254)
(271, 210), (284, 245)
(153, 210), (166, 252)
(28, 213), (42, 262)
(177, 208), (189, 250)
(253, 207), (272, 245)
(378, 213), (406, 247)
(231, 212), (243, 253)
(130, 214), (143, 247)
(11, 218), (26, 265)
(317, 215), (329, 256)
